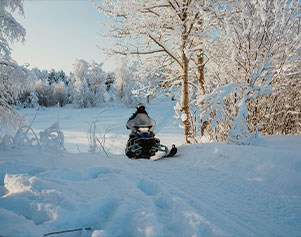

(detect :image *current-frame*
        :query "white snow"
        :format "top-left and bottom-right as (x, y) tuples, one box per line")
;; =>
(0, 100), (300, 236)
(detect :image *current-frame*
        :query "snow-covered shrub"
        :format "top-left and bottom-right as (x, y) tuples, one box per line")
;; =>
(18, 91), (39, 108)
(11, 125), (39, 147)
(53, 82), (69, 107)
(0, 111), (65, 152)
(39, 122), (65, 152)
(0, 122), (65, 152)
(255, 76), (301, 135)
(34, 79), (55, 107)
(199, 68), (273, 144)
(87, 111), (110, 156)
(0, 100), (26, 140)
(31, 68), (70, 108)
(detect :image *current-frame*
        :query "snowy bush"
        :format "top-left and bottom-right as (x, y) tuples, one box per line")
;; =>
(10, 125), (39, 148)
(34, 79), (55, 107)
(18, 91), (39, 108)
(0, 111), (65, 152)
(255, 76), (301, 135)
(39, 122), (65, 152)
(0, 100), (26, 140)
(53, 82), (69, 107)
(87, 111), (110, 156)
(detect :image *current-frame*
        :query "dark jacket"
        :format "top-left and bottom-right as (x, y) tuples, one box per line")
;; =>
(127, 107), (150, 130)
(128, 107), (148, 121)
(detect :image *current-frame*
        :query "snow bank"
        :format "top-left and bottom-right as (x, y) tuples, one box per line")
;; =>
(1, 135), (300, 236)
(0, 104), (300, 236)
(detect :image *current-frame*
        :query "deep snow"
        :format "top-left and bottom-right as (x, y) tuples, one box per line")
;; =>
(0, 100), (300, 236)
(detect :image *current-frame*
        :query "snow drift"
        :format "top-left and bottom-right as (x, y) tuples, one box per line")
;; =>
(0, 103), (300, 236)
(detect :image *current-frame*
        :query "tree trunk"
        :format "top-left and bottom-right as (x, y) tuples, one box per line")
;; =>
(181, 49), (192, 144)
(197, 50), (205, 94)
(198, 50), (207, 140)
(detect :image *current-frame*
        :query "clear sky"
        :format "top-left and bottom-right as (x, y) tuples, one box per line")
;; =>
(11, 0), (114, 74)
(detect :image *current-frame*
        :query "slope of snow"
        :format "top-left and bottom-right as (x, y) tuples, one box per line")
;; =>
(0, 101), (300, 236)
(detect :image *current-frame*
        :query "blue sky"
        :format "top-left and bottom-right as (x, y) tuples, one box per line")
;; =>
(11, 0), (115, 73)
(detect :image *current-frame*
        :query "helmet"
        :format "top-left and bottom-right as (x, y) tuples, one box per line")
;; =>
(136, 103), (145, 110)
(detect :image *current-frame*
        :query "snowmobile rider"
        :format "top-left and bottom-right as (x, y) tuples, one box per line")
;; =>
(126, 103), (156, 138)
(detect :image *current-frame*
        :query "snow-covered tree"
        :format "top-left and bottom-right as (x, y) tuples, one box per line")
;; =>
(88, 60), (107, 102)
(0, 0), (26, 104)
(69, 59), (107, 108)
(70, 59), (93, 108)
(0, 0), (25, 61)
(0, 0), (34, 138)
(113, 57), (139, 105)
(91, 0), (222, 143)
(30, 68), (69, 107)
(47, 69), (67, 85)
(199, 0), (301, 143)
(32, 67), (48, 81)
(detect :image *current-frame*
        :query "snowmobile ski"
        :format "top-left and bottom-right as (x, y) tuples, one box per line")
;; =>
(153, 144), (177, 161)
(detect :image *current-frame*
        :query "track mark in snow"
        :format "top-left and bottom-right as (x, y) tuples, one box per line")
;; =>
(0, 193), (57, 225)
(87, 167), (122, 179)
(153, 195), (173, 210)
(137, 179), (160, 196)
(92, 198), (120, 230)
(150, 165), (293, 236)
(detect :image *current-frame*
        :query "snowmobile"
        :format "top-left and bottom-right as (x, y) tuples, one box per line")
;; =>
(125, 125), (177, 159)
(125, 112), (177, 160)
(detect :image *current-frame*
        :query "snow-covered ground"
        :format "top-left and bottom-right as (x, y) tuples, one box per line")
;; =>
(1, 100), (301, 236)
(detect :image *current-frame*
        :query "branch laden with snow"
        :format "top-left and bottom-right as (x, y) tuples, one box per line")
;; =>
(198, 0), (301, 143)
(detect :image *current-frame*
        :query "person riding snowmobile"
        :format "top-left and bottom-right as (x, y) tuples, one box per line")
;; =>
(125, 103), (177, 159)
(126, 103), (155, 138)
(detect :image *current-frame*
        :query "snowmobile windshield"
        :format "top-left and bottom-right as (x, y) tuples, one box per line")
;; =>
(128, 113), (156, 130)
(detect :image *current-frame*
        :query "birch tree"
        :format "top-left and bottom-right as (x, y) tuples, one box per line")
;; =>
(91, 0), (220, 143)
